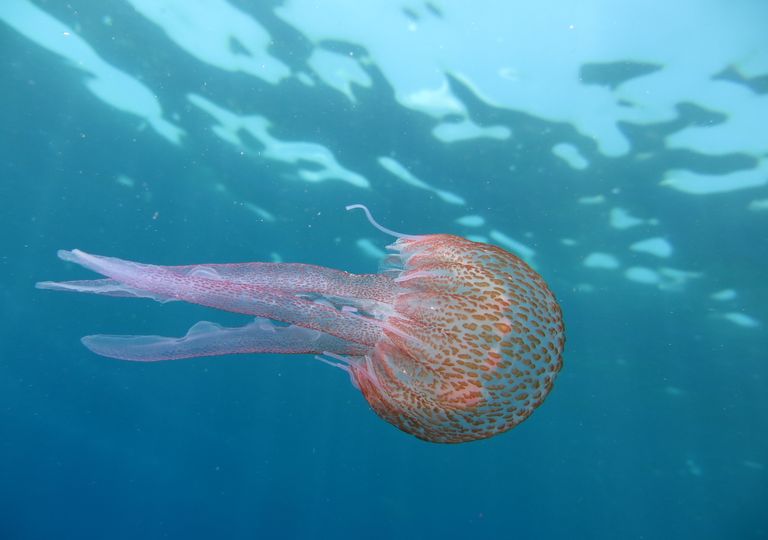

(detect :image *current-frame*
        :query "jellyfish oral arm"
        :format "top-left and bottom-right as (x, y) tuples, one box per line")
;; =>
(37, 249), (395, 352)
(81, 318), (367, 362)
(163, 261), (396, 302)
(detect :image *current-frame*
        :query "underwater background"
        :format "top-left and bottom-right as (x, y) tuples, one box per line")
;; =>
(1, 0), (766, 538)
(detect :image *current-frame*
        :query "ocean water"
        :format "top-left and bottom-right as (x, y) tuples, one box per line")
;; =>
(1, 1), (766, 539)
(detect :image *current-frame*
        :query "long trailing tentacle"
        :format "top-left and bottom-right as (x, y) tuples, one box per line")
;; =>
(346, 203), (420, 239)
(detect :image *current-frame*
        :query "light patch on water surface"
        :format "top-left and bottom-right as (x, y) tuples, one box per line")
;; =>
(710, 289), (737, 301)
(189, 94), (370, 188)
(488, 230), (535, 262)
(657, 268), (700, 291)
(625, 266), (660, 285)
(308, 49), (372, 102)
(575, 283), (595, 293)
(377, 156), (465, 205)
(243, 203), (276, 222)
(356, 238), (386, 259)
(578, 195), (605, 205)
(399, 81), (467, 118)
(685, 458), (703, 477)
(432, 119), (511, 143)
(723, 312), (760, 328)
(610, 208), (649, 230)
(661, 159), (768, 195)
(552, 143), (589, 170)
(115, 175), (136, 188)
(583, 253), (620, 269)
(630, 237), (673, 258)
(664, 386), (685, 397)
(748, 198), (768, 211)
(0, 1), (184, 144)
(125, 0), (289, 83)
(454, 215), (485, 227)
(296, 72), (315, 86)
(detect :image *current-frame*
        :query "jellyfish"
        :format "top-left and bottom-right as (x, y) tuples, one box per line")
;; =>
(37, 205), (564, 443)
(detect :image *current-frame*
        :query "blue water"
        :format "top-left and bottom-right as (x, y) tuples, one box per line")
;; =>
(1, 2), (766, 539)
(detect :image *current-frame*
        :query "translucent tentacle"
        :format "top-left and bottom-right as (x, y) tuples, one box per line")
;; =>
(346, 203), (419, 239)
(82, 318), (368, 362)
(36, 278), (177, 303)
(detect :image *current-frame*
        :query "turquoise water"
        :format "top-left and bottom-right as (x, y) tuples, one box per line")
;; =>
(1, 1), (766, 539)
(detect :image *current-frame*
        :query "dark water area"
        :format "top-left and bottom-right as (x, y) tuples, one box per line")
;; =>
(1, 1), (766, 539)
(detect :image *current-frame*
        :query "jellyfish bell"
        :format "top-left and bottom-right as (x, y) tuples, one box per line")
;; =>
(37, 205), (564, 443)
(342, 205), (565, 443)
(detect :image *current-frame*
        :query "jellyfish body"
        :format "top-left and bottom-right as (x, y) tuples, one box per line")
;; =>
(37, 206), (564, 443)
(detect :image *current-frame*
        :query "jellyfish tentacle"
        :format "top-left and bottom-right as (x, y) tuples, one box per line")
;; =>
(36, 278), (178, 303)
(346, 204), (419, 239)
